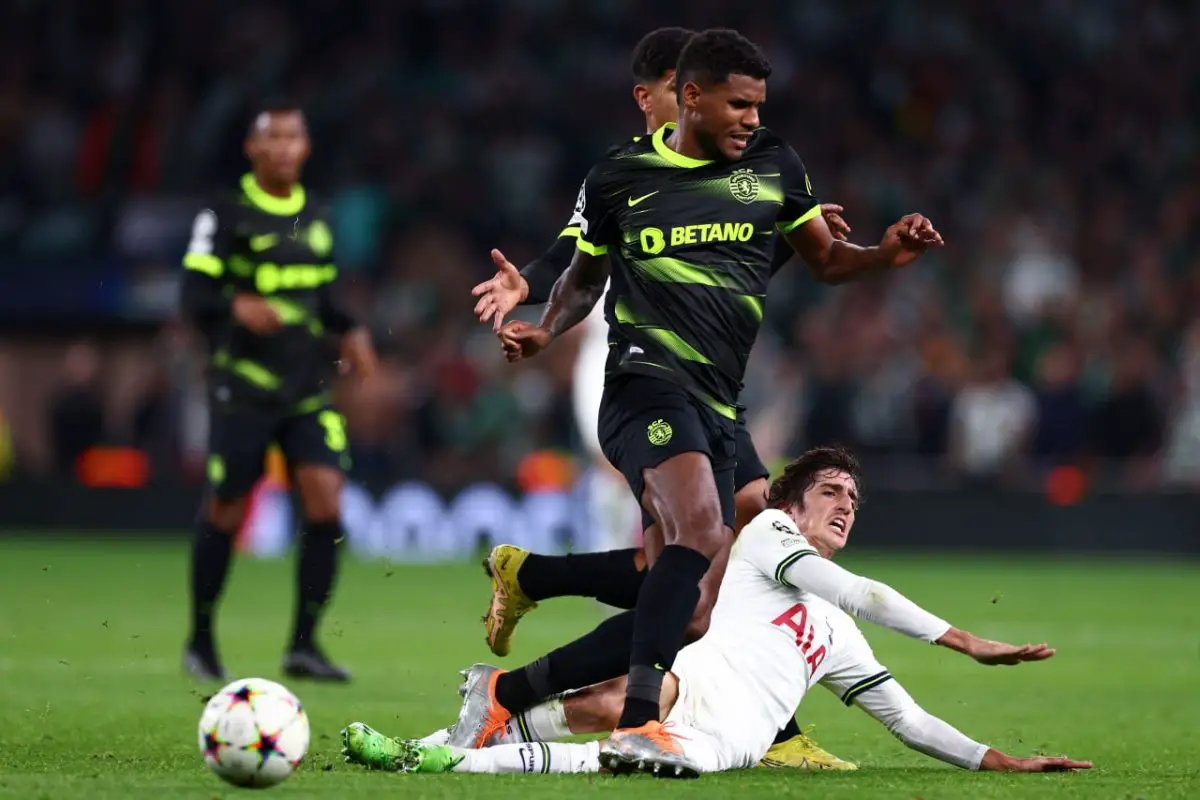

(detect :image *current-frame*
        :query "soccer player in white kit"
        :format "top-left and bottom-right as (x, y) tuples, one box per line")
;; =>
(341, 446), (1091, 778)
(470, 28), (852, 769)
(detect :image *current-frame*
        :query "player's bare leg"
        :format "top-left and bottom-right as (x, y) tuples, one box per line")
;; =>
(185, 494), (250, 681)
(344, 674), (691, 776)
(284, 463), (350, 682)
(598, 452), (726, 777)
(484, 474), (763, 657)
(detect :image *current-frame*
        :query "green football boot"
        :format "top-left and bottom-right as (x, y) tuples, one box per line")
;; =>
(341, 722), (464, 773)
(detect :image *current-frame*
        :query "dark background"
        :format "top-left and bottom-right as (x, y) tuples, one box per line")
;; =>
(0, 0), (1197, 553)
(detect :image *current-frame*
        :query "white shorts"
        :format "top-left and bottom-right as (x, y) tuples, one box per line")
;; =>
(664, 641), (776, 773)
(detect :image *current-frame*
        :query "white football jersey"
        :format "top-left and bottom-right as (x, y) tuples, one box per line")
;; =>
(699, 509), (894, 736)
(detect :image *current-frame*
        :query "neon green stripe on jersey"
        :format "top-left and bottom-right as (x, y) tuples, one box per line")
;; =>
(699, 393), (737, 421)
(652, 123), (714, 168)
(240, 173), (306, 216)
(644, 328), (713, 366)
(576, 238), (607, 256)
(183, 253), (223, 277)
(778, 203), (822, 234)
(559, 226), (581, 239)
(740, 294), (764, 322)
(629, 255), (738, 289)
(613, 298), (713, 366)
(213, 350), (282, 390)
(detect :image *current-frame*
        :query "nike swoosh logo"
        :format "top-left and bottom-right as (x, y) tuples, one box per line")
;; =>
(628, 191), (659, 207)
(249, 233), (279, 252)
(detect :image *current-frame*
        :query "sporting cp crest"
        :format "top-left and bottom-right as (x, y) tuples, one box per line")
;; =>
(729, 168), (760, 204)
(647, 418), (673, 446)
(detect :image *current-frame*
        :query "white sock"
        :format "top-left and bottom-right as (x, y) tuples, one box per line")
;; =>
(419, 727), (452, 746)
(512, 696), (571, 742)
(452, 741), (601, 774)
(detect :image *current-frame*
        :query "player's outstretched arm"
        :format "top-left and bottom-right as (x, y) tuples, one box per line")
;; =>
(851, 679), (1091, 772)
(783, 212), (943, 285)
(781, 555), (1051, 665)
(498, 249), (610, 363)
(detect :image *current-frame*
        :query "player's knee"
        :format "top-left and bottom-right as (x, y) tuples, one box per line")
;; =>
(295, 467), (343, 521)
(300, 490), (340, 523)
(681, 513), (728, 560)
(206, 497), (247, 533)
(654, 497), (726, 558)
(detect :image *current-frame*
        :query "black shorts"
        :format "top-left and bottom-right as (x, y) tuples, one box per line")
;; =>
(597, 374), (737, 530)
(206, 405), (349, 501)
(733, 413), (770, 492)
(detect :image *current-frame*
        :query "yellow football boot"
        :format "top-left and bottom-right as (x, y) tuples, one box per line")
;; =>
(758, 726), (858, 770)
(482, 545), (538, 657)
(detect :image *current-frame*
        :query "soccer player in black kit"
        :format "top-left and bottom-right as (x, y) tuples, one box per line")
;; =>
(470, 27), (855, 770)
(450, 29), (942, 776)
(180, 104), (377, 683)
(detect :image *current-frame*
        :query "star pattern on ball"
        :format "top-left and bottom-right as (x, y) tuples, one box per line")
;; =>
(202, 726), (225, 761)
(243, 728), (285, 769)
(225, 684), (260, 708)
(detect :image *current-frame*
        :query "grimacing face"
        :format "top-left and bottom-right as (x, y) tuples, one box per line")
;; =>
(790, 469), (859, 557)
(682, 73), (765, 161)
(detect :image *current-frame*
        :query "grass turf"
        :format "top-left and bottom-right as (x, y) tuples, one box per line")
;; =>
(0, 537), (1196, 798)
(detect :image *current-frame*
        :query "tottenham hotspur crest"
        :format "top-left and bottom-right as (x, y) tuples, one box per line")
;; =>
(729, 168), (760, 204)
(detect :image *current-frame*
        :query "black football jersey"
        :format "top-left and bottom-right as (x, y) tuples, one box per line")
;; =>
(569, 123), (820, 418)
(182, 173), (352, 410)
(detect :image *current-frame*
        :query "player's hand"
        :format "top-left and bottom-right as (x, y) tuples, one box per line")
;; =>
(472, 249), (529, 333)
(338, 327), (377, 381)
(981, 749), (1092, 772)
(820, 204), (851, 242)
(232, 294), (283, 335)
(968, 637), (1056, 666)
(880, 213), (943, 268)
(497, 320), (552, 363)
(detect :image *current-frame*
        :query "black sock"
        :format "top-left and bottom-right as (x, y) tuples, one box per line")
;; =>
(773, 716), (801, 744)
(620, 544), (711, 729)
(495, 610), (637, 714)
(291, 519), (343, 651)
(189, 518), (235, 652)
(519, 548), (645, 608)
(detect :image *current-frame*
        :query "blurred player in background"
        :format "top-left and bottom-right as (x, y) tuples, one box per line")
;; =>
(180, 103), (377, 683)
(341, 447), (1090, 778)
(463, 28), (941, 770)
(471, 28), (852, 768)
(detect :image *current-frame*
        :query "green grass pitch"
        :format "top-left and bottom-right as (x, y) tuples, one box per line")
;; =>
(0, 537), (1197, 798)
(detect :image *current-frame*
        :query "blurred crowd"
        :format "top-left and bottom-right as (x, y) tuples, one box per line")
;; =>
(1, 0), (1198, 491)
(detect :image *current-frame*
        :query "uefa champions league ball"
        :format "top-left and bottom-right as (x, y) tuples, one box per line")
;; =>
(198, 678), (310, 788)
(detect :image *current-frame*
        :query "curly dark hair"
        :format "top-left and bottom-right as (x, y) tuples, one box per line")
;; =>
(767, 445), (864, 510)
(675, 28), (772, 102)
(630, 27), (696, 83)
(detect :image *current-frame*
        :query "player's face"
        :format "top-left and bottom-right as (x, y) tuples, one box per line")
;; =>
(685, 73), (765, 161)
(796, 470), (859, 556)
(245, 111), (310, 185)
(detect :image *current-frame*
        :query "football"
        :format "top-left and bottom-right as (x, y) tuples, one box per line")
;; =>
(198, 677), (310, 788)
